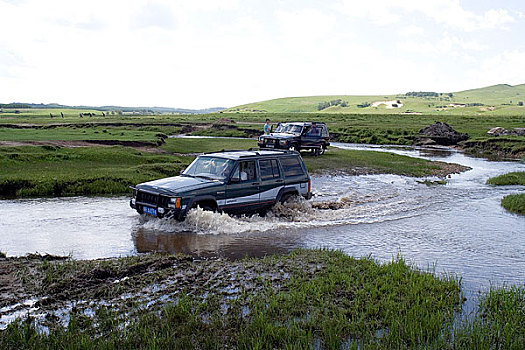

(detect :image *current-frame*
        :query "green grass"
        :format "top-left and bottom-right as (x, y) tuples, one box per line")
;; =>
(304, 147), (465, 177)
(0, 146), (191, 197)
(0, 249), (463, 349)
(0, 126), (163, 143)
(487, 172), (525, 214)
(0, 138), (466, 197)
(487, 172), (525, 186)
(500, 193), (525, 215)
(1, 107), (524, 159)
(454, 285), (525, 349)
(161, 137), (256, 153)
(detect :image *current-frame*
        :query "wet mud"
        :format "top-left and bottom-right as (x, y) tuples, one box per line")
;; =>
(0, 251), (325, 331)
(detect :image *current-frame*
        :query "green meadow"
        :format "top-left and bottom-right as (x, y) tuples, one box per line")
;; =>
(224, 84), (525, 116)
(0, 137), (464, 198)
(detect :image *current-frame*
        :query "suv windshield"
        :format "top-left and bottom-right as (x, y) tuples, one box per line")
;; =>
(183, 156), (234, 180)
(275, 123), (303, 135)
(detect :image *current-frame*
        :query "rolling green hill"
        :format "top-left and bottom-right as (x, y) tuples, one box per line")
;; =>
(224, 84), (525, 115)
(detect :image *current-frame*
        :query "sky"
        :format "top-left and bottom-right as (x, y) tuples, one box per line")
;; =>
(1, 0), (525, 109)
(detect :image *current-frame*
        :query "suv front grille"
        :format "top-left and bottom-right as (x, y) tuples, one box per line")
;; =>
(137, 191), (170, 207)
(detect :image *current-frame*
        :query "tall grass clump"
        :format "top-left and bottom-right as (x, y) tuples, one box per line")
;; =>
(487, 171), (525, 186)
(500, 193), (525, 214)
(454, 285), (525, 349)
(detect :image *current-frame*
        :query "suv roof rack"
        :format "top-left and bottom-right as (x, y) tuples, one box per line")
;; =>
(203, 148), (298, 157)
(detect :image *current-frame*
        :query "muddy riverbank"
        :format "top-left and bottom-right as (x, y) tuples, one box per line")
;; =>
(1, 250), (523, 349)
(0, 249), (464, 348)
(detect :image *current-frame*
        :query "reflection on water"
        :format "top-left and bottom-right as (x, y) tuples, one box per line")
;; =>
(133, 228), (293, 259)
(1, 143), (524, 300)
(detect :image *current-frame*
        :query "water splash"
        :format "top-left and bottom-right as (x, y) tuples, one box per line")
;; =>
(135, 186), (426, 235)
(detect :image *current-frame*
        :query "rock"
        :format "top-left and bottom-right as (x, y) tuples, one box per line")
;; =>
(418, 122), (469, 146)
(488, 127), (506, 135)
(487, 127), (525, 136)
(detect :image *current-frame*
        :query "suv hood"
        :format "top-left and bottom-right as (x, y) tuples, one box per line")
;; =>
(264, 132), (296, 139)
(137, 175), (222, 195)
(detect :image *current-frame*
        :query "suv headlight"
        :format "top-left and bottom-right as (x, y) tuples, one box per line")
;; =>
(168, 197), (181, 209)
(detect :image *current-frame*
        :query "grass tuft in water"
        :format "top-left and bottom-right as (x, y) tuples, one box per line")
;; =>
(500, 193), (525, 215)
(454, 285), (525, 349)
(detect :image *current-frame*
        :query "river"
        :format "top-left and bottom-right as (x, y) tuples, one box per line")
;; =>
(1, 143), (524, 308)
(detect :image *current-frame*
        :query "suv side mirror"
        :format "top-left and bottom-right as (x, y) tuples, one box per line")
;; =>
(229, 177), (240, 183)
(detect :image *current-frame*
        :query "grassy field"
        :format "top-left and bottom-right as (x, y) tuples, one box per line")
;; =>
(0, 126), (165, 143)
(0, 146), (190, 197)
(4, 110), (523, 161)
(223, 84), (525, 115)
(0, 108), (519, 198)
(1, 249), (523, 349)
(0, 137), (465, 198)
(303, 148), (469, 177)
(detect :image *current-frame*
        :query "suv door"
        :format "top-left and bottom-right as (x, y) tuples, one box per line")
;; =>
(223, 160), (260, 214)
(258, 158), (284, 207)
(301, 124), (322, 149)
(279, 155), (310, 196)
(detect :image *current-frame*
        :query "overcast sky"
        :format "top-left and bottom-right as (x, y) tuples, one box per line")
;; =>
(1, 0), (524, 109)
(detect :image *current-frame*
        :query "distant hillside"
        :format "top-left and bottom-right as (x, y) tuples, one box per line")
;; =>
(0, 103), (225, 115)
(223, 84), (525, 116)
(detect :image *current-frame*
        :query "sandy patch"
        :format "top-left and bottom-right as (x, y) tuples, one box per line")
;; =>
(371, 100), (403, 108)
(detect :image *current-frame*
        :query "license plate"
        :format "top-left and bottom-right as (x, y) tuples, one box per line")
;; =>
(143, 206), (157, 216)
(266, 144), (274, 148)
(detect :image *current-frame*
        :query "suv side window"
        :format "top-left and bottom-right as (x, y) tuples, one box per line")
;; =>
(260, 159), (281, 180)
(231, 160), (257, 182)
(305, 125), (321, 137)
(280, 156), (305, 177)
(321, 125), (329, 138)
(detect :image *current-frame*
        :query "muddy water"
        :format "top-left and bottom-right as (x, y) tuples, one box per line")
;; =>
(1, 144), (524, 301)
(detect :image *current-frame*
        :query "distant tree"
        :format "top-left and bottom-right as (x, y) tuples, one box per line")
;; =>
(448, 93), (453, 98)
(341, 101), (348, 107)
(406, 92), (439, 97)
(519, 101), (524, 106)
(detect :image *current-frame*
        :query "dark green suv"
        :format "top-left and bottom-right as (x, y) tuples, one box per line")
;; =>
(130, 149), (312, 220)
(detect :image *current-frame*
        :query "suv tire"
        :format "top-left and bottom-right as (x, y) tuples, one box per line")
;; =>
(280, 192), (297, 204)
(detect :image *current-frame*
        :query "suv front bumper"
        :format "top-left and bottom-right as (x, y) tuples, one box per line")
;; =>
(130, 199), (185, 221)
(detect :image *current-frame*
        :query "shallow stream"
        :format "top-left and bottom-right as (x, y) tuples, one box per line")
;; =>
(1, 143), (524, 308)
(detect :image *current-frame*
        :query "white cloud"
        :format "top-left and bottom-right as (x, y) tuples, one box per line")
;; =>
(397, 33), (487, 60)
(467, 50), (525, 87)
(276, 8), (337, 42)
(0, 0), (524, 107)
(399, 25), (424, 37)
(335, 0), (400, 26)
(335, 0), (515, 31)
